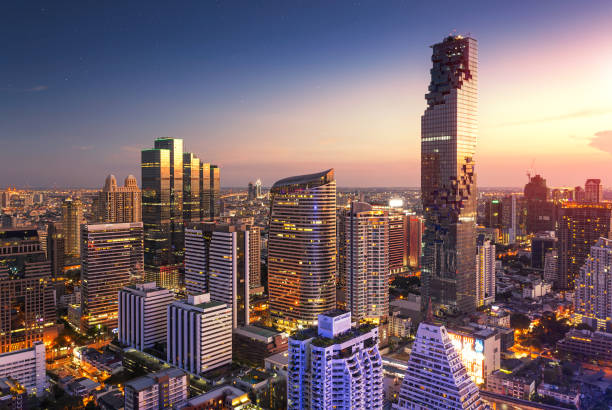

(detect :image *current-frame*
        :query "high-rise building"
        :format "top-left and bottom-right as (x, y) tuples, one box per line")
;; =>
(81, 222), (144, 331)
(287, 311), (383, 410)
(394, 322), (485, 409)
(574, 186), (586, 202)
(420, 36), (478, 314)
(167, 293), (232, 374)
(47, 222), (65, 276)
(124, 368), (188, 410)
(118, 283), (174, 351)
(557, 203), (612, 289)
(531, 232), (557, 270)
(543, 250), (558, 284)
(197, 162), (220, 221)
(407, 215), (423, 268)
(184, 221), (253, 328)
(141, 138), (184, 290)
(475, 239), (495, 307)
(183, 153), (201, 224)
(339, 202), (389, 323)
(575, 238), (612, 330)
(0, 228), (55, 353)
(524, 175), (555, 234)
(0, 342), (46, 396)
(268, 169), (336, 331)
(248, 181), (256, 200)
(61, 197), (83, 260)
(585, 179), (603, 203)
(388, 208), (408, 275)
(484, 198), (502, 229)
(255, 179), (262, 198)
(94, 174), (142, 223)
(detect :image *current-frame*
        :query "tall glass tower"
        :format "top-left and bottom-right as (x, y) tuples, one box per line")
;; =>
(268, 169), (336, 331)
(420, 36), (478, 314)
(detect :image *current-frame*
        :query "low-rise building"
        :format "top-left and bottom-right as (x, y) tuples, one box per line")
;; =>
(0, 342), (46, 396)
(537, 383), (580, 407)
(264, 351), (288, 378)
(124, 368), (188, 410)
(557, 329), (612, 362)
(0, 377), (26, 410)
(232, 325), (288, 367)
(485, 370), (535, 400)
(389, 311), (411, 338)
(446, 325), (501, 385)
(181, 385), (251, 409)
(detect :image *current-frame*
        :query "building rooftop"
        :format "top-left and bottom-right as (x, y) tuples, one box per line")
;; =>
(271, 169), (334, 190)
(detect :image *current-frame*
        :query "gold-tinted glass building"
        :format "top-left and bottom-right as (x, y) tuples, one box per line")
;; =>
(420, 36), (478, 314)
(62, 197), (83, 261)
(268, 169), (336, 331)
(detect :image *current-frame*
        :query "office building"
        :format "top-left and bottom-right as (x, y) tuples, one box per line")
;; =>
(81, 222), (144, 331)
(484, 198), (502, 229)
(233, 325), (288, 367)
(447, 325), (501, 385)
(0, 228), (55, 353)
(388, 208), (408, 274)
(557, 329), (612, 362)
(394, 322), (484, 409)
(255, 179), (262, 198)
(124, 368), (188, 410)
(183, 152), (201, 224)
(118, 283), (174, 351)
(575, 238), (612, 330)
(167, 293), (232, 374)
(420, 35), (478, 314)
(62, 197), (83, 260)
(0, 342), (45, 396)
(47, 221), (65, 276)
(185, 221), (256, 327)
(531, 232), (557, 270)
(557, 202), (612, 289)
(585, 179), (603, 203)
(524, 174), (555, 234)
(94, 174), (142, 223)
(288, 311), (383, 410)
(339, 202), (389, 323)
(407, 215), (423, 268)
(501, 194), (519, 244)
(248, 181), (256, 200)
(268, 169), (336, 331)
(475, 239), (495, 307)
(544, 250), (559, 283)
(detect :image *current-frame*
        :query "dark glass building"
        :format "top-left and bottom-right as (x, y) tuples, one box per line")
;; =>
(420, 36), (478, 314)
(268, 169), (336, 331)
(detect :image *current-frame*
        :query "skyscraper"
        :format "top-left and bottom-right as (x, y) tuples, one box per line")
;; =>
(388, 208), (409, 275)
(524, 174), (555, 234)
(0, 229), (56, 353)
(407, 215), (423, 268)
(81, 222), (144, 331)
(47, 222), (65, 276)
(141, 138), (184, 290)
(118, 282), (174, 351)
(575, 238), (612, 330)
(585, 178), (603, 203)
(287, 311), (383, 410)
(339, 202), (389, 323)
(394, 321), (485, 410)
(557, 203), (612, 289)
(183, 152), (201, 223)
(167, 293), (232, 374)
(268, 169), (336, 331)
(61, 197), (83, 260)
(420, 35), (478, 314)
(199, 162), (221, 220)
(94, 174), (142, 223)
(184, 221), (253, 328)
(475, 239), (495, 307)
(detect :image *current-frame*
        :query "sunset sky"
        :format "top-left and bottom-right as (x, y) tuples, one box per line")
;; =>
(2, 0), (612, 188)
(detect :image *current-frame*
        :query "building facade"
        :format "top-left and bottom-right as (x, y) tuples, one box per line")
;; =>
(288, 311), (383, 410)
(268, 169), (336, 331)
(476, 239), (495, 307)
(420, 36), (478, 314)
(81, 222), (144, 331)
(0, 342), (45, 396)
(339, 202), (389, 323)
(167, 294), (232, 374)
(394, 322), (484, 409)
(94, 174), (142, 223)
(47, 222), (65, 276)
(118, 283), (174, 351)
(585, 178), (603, 203)
(124, 368), (188, 410)
(575, 238), (612, 330)
(557, 203), (612, 289)
(62, 197), (83, 260)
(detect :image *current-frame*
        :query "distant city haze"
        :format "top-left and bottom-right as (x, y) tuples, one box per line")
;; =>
(2, 1), (612, 188)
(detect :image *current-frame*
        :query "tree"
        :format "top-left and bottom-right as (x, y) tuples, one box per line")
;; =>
(510, 313), (531, 330)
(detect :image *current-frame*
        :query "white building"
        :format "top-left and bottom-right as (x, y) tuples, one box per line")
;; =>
(118, 282), (174, 351)
(167, 293), (232, 374)
(394, 322), (485, 410)
(476, 240), (495, 307)
(544, 250), (559, 283)
(287, 310), (383, 410)
(339, 202), (389, 323)
(575, 238), (612, 330)
(124, 368), (187, 410)
(0, 342), (46, 395)
(185, 222), (255, 327)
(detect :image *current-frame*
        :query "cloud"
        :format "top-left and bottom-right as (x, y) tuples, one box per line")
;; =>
(0, 85), (49, 93)
(588, 130), (612, 155)
(26, 85), (48, 92)
(73, 145), (93, 151)
(499, 109), (612, 127)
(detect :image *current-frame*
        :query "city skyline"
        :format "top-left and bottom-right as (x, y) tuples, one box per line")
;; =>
(2, 1), (612, 188)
